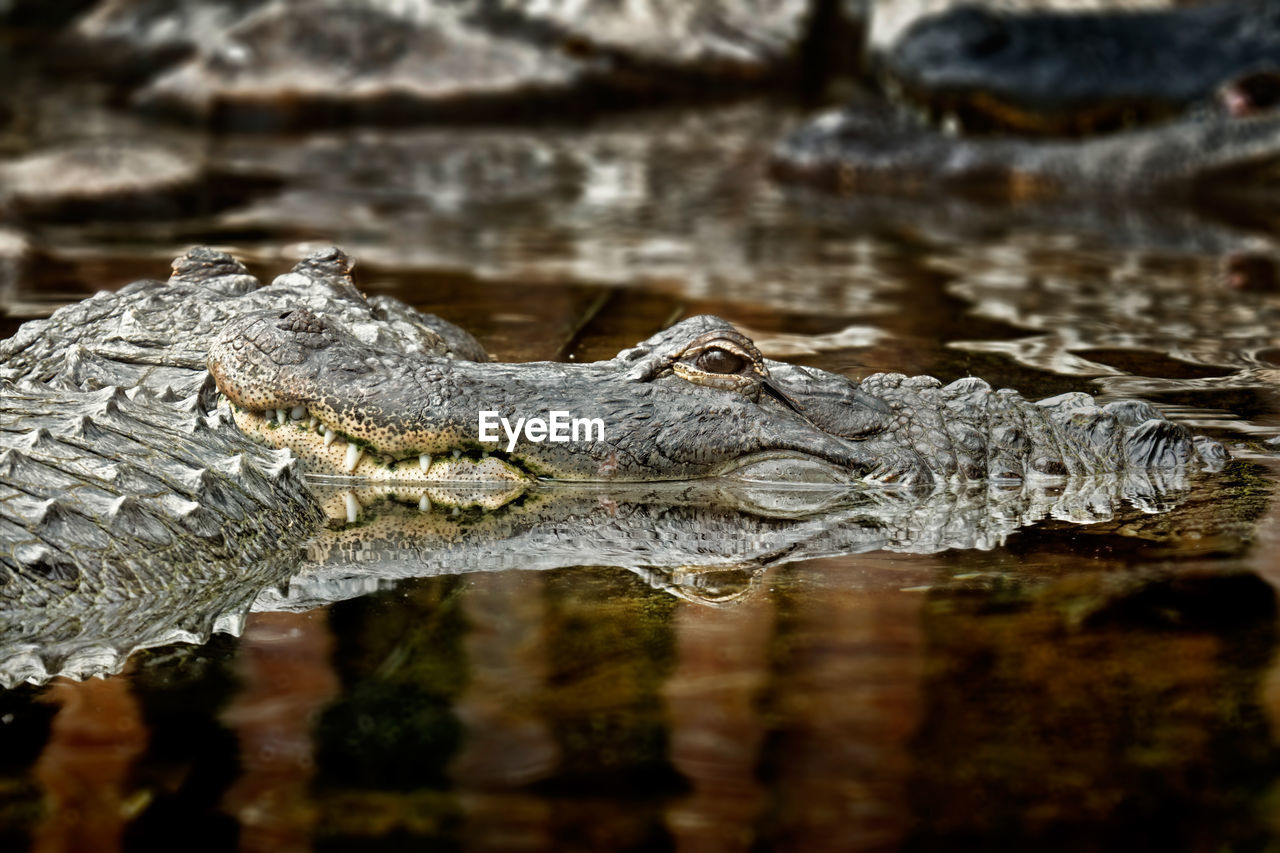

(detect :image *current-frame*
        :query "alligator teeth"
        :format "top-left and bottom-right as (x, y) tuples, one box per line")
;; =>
(275, 408), (287, 425)
(419, 453), (431, 472)
(451, 449), (461, 459)
(308, 416), (318, 431)
(290, 405), (307, 420)
(418, 495), (430, 512)
(344, 443), (363, 473)
(323, 428), (336, 447)
(343, 491), (360, 524)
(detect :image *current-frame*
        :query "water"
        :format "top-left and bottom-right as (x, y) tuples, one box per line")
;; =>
(5, 99), (1280, 850)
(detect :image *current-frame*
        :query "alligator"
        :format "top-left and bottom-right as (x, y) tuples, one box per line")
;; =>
(879, 0), (1280, 136)
(205, 285), (1227, 492)
(771, 94), (1280, 202)
(775, 1), (1280, 203)
(0, 246), (1232, 683)
(0, 245), (486, 683)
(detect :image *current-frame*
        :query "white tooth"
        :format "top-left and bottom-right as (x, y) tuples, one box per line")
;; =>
(344, 443), (363, 473)
(419, 453), (431, 472)
(343, 491), (360, 524)
(451, 507), (460, 516)
(452, 449), (461, 459)
(481, 451), (489, 458)
(323, 428), (336, 447)
(308, 416), (318, 430)
(418, 495), (430, 512)
(290, 405), (307, 420)
(275, 408), (287, 425)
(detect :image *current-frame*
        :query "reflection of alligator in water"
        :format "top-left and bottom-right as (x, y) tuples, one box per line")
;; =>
(0, 460), (1250, 687)
(280, 465), (1231, 606)
(0, 246), (1236, 682)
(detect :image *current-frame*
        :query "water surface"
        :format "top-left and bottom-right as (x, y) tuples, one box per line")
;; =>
(4, 101), (1280, 851)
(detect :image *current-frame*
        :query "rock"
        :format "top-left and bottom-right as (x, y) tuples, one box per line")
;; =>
(73, 0), (267, 56)
(133, 1), (592, 127)
(483, 0), (813, 79)
(0, 143), (201, 220)
(68, 0), (268, 78)
(74, 0), (817, 126)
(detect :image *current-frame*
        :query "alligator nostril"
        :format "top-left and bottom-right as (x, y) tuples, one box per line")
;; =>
(1221, 70), (1280, 116)
(278, 311), (292, 320)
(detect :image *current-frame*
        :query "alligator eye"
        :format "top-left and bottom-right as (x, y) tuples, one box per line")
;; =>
(696, 348), (746, 374)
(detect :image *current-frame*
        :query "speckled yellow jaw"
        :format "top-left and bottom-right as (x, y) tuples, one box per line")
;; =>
(228, 401), (530, 492)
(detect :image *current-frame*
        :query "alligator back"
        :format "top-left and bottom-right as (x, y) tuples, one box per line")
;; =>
(0, 381), (323, 685)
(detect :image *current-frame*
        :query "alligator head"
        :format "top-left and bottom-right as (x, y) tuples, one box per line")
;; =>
(208, 302), (1224, 502)
(207, 308), (901, 494)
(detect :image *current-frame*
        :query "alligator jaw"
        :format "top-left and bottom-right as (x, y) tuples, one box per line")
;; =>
(228, 401), (864, 492)
(228, 402), (530, 488)
(210, 308), (885, 486)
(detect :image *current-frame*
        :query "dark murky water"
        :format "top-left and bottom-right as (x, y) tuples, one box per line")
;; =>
(6, 99), (1280, 850)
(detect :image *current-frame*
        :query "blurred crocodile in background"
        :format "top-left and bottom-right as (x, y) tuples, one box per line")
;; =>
(776, 0), (1280, 206)
(771, 95), (1280, 202)
(878, 1), (1280, 136)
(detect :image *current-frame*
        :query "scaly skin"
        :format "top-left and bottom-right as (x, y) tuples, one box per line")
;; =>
(0, 245), (486, 684)
(0, 379), (323, 686)
(881, 1), (1280, 136)
(0, 245), (486, 400)
(208, 297), (1228, 489)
